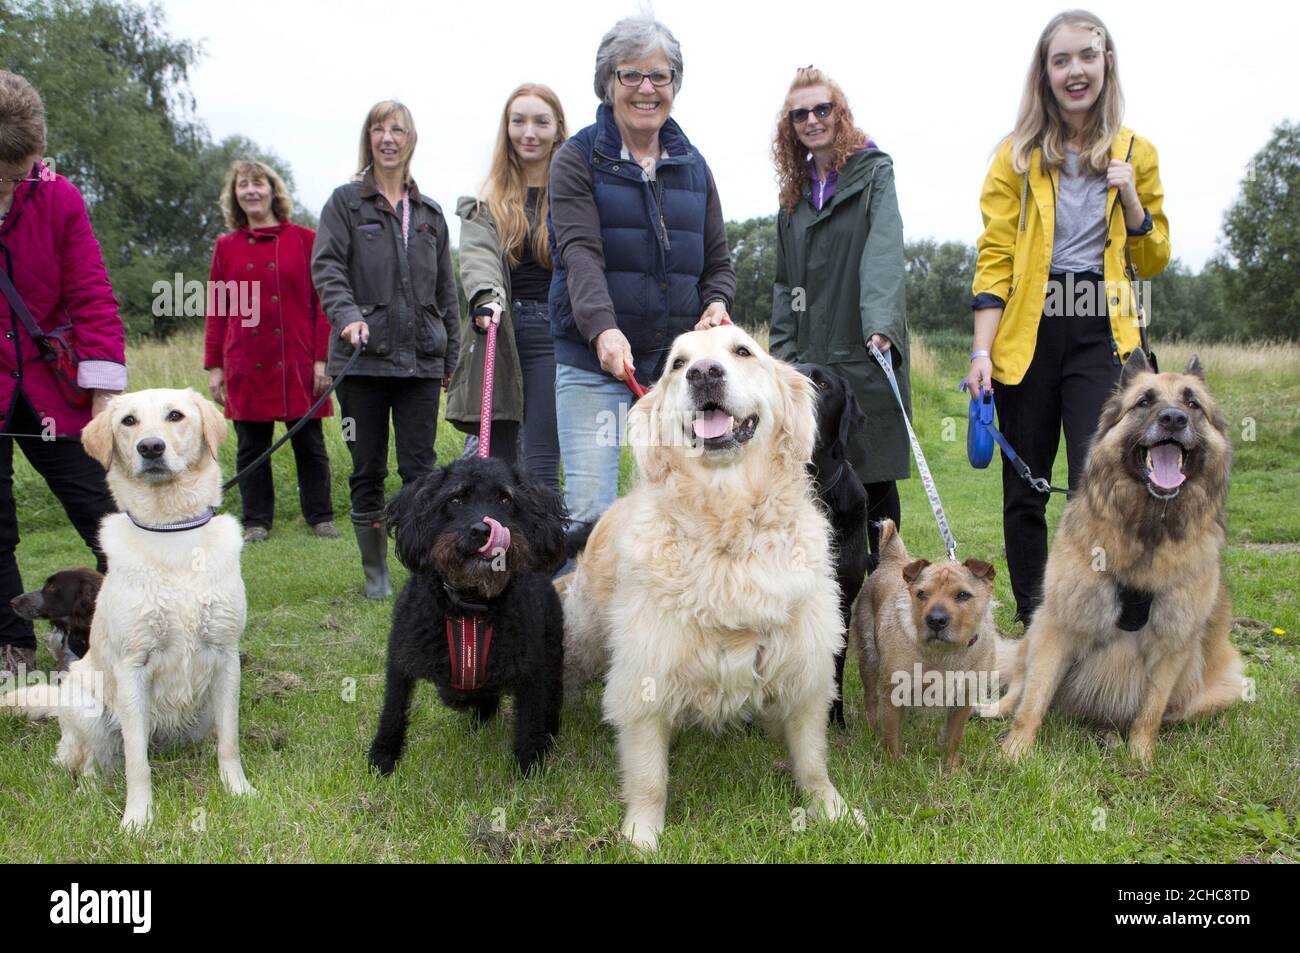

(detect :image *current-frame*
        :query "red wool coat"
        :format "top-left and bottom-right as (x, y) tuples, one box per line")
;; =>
(0, 171), (126, 437)
(203, 222), (333, 421)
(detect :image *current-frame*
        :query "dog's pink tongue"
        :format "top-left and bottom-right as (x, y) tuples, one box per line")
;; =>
(478, 516), (511, 556)
(692, 410), (734, 440)
(1148, 444), (1186, 490)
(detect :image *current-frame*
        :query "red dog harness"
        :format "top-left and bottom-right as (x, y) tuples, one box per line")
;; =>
(445, 613), (494, 691)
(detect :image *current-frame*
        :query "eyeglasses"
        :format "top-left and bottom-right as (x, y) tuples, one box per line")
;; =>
(615, 68), (676, 88)
(0, 161), (56, 184)
(789, 102), (834, 124)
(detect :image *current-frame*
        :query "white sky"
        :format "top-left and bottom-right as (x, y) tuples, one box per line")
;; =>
(163, 0), (1299, 270)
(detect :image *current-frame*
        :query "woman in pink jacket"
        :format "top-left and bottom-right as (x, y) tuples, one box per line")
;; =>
(0, 71), (125, 677)
(204, 159), (336, 544)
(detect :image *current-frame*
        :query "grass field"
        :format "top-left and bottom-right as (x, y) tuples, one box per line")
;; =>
(2, 330), (1297, 863)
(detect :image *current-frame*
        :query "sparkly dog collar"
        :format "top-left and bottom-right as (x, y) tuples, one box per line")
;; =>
(126, 507), (216, 533)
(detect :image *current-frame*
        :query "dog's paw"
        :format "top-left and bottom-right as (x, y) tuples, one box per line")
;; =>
(621, 817), (661, 853)
(1001, 729), (1035, 762)
(120, 804), (154, 833)
(1127, 733), (1156, 767)
(367, 746), (398, 776)
(224, 775), (257, 797)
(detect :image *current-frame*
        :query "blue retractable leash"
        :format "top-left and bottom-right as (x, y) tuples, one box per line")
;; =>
(961, 382), (1068, 496)
(869, 344), (958, 561)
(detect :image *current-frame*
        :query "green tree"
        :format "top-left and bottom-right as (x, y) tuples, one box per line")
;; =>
(903, 238), (977, 336)
(725, 214), (777, 329)
(1219, 120), (1300, 340)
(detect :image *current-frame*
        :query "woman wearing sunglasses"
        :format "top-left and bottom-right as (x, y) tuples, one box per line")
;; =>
(0, 71), (125, 677)
(548, 13), (736, 549)
(769, 66), (911, 568)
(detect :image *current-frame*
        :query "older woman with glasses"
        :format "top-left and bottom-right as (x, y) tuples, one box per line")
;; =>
(548, 13), (736, 548)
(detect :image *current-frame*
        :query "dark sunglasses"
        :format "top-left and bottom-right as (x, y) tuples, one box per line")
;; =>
(789, 102), (834, 124)
(616, 68), (676, 88)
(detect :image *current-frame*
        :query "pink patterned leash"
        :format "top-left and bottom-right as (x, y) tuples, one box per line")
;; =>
(477, 317), (497, 458)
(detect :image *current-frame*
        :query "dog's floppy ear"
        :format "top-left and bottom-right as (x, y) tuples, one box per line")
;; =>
(628, 386), (673, 484)
(901, 559), (930, 584)
(774, 359), (817, 466)
(80, 401), (117, 471)
(385, 468), (445, 572)
(1120, 348), (1152, 390)
(514, 467), (569, 573)
(837, 385), (867, 458)
(194, 390), (228, 461)
(963, 559), (996, 582)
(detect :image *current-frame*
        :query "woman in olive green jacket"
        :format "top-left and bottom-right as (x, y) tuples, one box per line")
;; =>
(445, 83), (566, 492)
(769, 67), (910, 559)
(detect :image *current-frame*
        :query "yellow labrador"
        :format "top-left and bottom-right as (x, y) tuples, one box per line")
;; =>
(6, 388), (253, 829)
(562, 325), (862, 851)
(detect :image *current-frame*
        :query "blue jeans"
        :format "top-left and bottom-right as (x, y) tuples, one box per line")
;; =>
(554, 362), (632, 528)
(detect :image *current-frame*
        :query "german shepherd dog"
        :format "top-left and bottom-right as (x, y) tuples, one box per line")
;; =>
(992, 351), (1243, 764)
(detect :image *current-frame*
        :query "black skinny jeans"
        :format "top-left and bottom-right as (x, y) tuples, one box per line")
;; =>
(336, 375), (441, 520)
(0, 394), (114, 649)
(994, 271), (1121, 623)
(233, 417), (334, 529)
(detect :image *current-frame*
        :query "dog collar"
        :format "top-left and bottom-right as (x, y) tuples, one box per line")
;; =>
(126, 507), (216, 533)
(442, 582), (492, 613)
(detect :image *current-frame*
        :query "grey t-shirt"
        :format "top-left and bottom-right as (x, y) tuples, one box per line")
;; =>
(1050, 149), (1107, 273)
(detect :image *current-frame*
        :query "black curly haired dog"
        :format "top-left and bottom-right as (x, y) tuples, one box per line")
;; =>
(367, 456), (568, 775)
(794, 363), (869, 729)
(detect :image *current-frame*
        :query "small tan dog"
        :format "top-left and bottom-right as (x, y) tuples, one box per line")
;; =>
(851, 520), (998, 771)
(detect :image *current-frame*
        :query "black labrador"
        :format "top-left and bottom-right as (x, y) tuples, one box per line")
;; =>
(794, 363), (869, 729)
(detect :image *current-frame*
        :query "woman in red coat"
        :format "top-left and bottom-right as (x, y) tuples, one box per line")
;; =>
(0, 71), (125, 677)
(204, 159), (336, 542)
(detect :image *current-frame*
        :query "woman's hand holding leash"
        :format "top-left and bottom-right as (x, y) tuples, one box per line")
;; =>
(964, 354), (993, 397)
(474, 301), (503, 332)
(596, 327), (634, 382)
(341, 320), (369, 348)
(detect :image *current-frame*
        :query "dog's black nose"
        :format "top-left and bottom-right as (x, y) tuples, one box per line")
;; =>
(926, 610), (949, 632)
(136, 437), (166, 460)
(686, 359), (725, 385)
(1158, 408), (1188, 431)
(467, 521), (490, 548)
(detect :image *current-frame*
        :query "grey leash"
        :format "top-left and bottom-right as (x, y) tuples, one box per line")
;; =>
(869, 344), (958, 561)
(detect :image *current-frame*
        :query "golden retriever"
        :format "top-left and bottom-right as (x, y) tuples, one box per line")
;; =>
(562, 325), (862, 851)
(2, 388), (254, 829)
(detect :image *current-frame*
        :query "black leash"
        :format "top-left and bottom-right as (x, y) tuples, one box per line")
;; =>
(221, 340), (363, 492)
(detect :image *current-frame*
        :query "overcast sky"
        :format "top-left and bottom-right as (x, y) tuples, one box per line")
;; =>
(162, 0), (1298, 271)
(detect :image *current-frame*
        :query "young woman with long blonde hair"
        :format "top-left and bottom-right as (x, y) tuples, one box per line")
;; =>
(446, 83), (567, 493)
(963, 10), (1171, 624)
